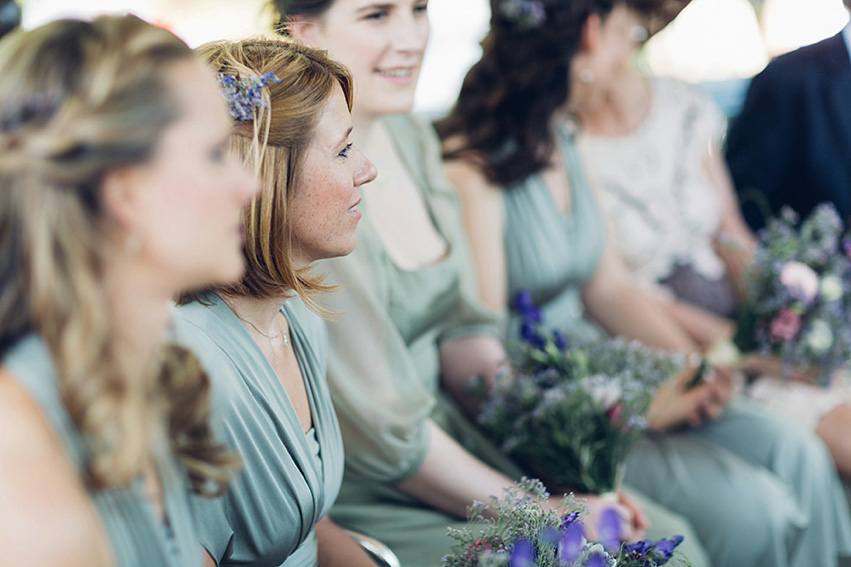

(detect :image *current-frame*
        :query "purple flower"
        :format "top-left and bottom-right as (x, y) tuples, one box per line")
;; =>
(597, 507), (621, 552)
(558, 520), (584, 563)
(510, 538), (536, 567)
(586, 552), (608, 567)
(521, 322), (547, 349)
(553, 330), (569, 351)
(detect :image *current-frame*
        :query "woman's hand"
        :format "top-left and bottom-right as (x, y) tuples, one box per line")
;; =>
(574, 489), (648, 543)
(647, 364), (734, 431)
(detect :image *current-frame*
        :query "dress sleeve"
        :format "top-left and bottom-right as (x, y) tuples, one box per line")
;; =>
(316, 238), (435, 484)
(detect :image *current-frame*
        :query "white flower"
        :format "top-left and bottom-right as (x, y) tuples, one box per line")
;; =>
(819, 275), (844, 302)
(582, 376), (622, 409)
(705, 337), (742, 367)
(780, 261), (819, 301)
(806, 320), (834, 353)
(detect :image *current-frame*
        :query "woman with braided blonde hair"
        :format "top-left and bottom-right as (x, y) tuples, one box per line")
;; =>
(0, 14), (258, 567)
(173, 37), (377, 567)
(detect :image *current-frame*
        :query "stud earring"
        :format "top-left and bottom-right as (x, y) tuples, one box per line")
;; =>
(579, 68), (595, 83)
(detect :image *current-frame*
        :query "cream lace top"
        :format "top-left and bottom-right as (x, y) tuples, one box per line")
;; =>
(580, 76), (727, 297)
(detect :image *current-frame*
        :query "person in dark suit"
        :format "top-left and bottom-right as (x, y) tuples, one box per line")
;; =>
(725, 1), (851, 230)
(0, 0), (20, 39)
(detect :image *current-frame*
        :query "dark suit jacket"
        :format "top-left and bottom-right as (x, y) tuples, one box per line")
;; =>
(725, 32), (851, 230)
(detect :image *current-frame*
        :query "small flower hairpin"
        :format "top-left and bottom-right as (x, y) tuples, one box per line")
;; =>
(217, 71), (282, 122)
(499, 0), (546, 30)
(0, 92), (57, 133)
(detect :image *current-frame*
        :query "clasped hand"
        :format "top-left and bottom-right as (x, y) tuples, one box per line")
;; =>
(647, 363), (738, 431)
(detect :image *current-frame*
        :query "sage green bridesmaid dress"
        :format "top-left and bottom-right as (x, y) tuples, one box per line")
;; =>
(501, 123), (851, 567)
(172, 294), (344, 567)
(2, 335), (202, 567)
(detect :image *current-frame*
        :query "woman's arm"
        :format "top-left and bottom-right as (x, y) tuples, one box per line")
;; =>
(704, 144), (756, 293)
(396, 420), (516, 518)
(0, 372), (112, 567)
(444, 158), (507, 312)
(582, 238), (700, 353)
(315, 515), (379, 567)
(657, 295), (734, 350)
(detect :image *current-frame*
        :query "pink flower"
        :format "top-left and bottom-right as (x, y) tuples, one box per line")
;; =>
(780, 261), (819, 302)
(769, 308), (802, 341)
(606, 402), (624, 426)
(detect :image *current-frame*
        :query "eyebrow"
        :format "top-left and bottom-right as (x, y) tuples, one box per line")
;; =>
(355, 3), (394, 14)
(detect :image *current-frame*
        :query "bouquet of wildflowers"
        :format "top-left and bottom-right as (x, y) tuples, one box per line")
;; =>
(442, 477), (689, 567)
(477, 293), (683, 495)
(731, 203), (851, 383)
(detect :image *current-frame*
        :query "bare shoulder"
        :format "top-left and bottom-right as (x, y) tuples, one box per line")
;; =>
(442, 148), (501, 205)
(0, 368), (112, 567)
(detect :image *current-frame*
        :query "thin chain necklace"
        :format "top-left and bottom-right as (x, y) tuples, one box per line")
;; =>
(232, 310), (289, 347)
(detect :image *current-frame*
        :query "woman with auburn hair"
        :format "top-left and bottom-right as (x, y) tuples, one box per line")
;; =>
(0, 14), (257, 567)
(270, 2), (709, 566)
(172, 37), (377, 567)
(437, 1), (851, 566)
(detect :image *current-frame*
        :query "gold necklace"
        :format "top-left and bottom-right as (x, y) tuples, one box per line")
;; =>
(232, 310), (289, 347)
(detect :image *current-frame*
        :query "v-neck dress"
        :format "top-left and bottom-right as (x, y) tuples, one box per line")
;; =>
(172, 293), (343, 567)
(501, 126), (851, 567)
(2, 334), (201, 567)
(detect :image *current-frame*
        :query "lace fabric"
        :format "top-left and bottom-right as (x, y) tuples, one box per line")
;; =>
(581, 76), (728, 294)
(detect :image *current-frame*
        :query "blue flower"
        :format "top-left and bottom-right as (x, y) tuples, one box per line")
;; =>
(521, 322), (547, 350)
(510, 538), (536, 567)
(597, 507), (621, 552)
(553, 330), (570, 351)
(585, 552), (608, 567)
(558, 520), (584, 564)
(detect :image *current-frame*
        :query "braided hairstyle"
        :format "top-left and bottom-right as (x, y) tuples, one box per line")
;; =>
(0, 15), (235, 494)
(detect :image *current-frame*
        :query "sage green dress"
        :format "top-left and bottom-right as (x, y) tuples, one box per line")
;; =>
(317, 114), (707, 567)
(172, 294), (344, 567)
(501, 124), (851, 567)
(2, 335), (201, 567)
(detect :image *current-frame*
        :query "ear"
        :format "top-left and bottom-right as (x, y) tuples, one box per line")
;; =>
(579, 12), (602, 55)
(287, 16), (322, 47)
(100, 165), (146, 232)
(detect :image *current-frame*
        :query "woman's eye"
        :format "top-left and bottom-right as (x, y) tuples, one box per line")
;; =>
(414, 2), (428, 15)
(363, 9), (388, 21)
(338, 143), (353, 158)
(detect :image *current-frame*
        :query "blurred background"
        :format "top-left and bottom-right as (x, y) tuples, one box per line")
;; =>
(13, 0), (851, 116)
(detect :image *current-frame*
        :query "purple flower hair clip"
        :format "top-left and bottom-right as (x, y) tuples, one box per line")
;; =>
(0, 92), (58, 133)
(499, 0), (546, 30)
(217, 71), (282, 122)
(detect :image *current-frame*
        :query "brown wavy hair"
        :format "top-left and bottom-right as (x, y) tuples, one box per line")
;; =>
(436, 0), (682, 187)
(181, 37), (353, 311)
(0, 15), (234, 494)
(266, 0), (336, 30)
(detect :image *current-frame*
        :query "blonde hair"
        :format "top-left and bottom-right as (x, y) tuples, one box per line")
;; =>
(0, 15), (234, 494)
(188, 38), (353, 311)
